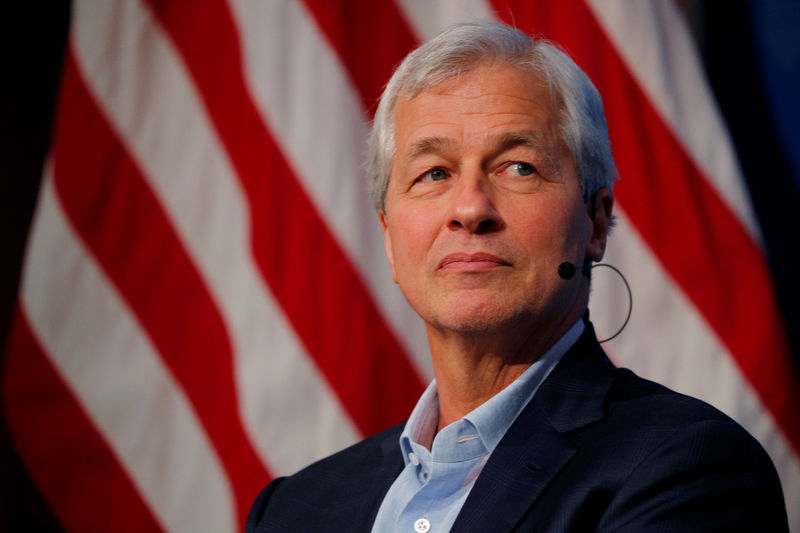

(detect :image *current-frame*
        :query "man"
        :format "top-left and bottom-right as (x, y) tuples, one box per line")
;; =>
(247, 22), (787, 532)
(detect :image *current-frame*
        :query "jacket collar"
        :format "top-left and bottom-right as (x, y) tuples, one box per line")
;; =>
(451, 322), (616, 532)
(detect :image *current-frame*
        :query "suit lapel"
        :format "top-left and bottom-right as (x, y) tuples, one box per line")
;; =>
(452, 324), (617, 532)
(452, 400), (578, 532)
(361, 425), (406, 528)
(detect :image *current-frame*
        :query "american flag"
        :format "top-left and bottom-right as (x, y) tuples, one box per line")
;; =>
(3, 1), (799, 531)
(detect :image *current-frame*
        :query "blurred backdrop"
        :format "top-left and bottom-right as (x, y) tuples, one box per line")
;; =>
(2, 1), (799, 531)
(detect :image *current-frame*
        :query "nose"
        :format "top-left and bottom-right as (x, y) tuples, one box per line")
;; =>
(446, 173), (503, 234)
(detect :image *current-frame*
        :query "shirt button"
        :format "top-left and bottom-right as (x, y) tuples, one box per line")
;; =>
(408, 452), (420, 466)
(414, 518), (431, 532)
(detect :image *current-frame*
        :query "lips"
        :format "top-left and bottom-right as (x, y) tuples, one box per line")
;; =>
(439, 252), (511, 271)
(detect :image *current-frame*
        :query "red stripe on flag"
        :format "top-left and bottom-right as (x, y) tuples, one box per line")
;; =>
(492, 0), (800, 451)
(143, 0), (425, 435)
(52, 50), (269, 527)
(301, 0), (419, 112)
(3, 308), (164, 532)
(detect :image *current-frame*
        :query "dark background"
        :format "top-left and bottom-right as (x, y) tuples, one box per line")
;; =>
(2, 1), (798, 529)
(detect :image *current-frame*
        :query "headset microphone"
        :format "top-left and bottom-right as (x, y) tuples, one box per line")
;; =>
(557, 262), (576, 280)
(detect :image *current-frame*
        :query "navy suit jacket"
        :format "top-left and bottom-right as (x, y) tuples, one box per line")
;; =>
(246, 325), (788, 532)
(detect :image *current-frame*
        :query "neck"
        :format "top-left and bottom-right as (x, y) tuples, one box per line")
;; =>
(428, 303), (586, 432)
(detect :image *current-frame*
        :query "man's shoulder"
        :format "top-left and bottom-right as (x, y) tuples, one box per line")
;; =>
(552, 327), (754, 434)
(288, 421), (404, 483)
(488, 359), (788, 531)
(245, 422), (405, 532)
(542, 338), (782, 496)
(598, 368), (787, 529)
(607, 371), (773, 475)
(593, 365), (767, 454)
(609, 366), (738, 425)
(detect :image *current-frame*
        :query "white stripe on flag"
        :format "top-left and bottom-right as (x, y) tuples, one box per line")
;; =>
(21, 169), (236, 533)
(585, 0), (762, 242)
(227, 0), (433, 379)
(71, 0), (362, 474)
(395, 0), (496, 41)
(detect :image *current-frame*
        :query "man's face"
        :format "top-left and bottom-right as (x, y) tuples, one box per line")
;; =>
(380, 62), (610, 338)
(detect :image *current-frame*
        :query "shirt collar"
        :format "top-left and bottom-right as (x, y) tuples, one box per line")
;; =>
(399, 319), (584, 463)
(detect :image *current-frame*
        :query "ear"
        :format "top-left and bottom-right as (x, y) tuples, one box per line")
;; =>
(585, 187), (614, 262)
(378, 210), (398, 283)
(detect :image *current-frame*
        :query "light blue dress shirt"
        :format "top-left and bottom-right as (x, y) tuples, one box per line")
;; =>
(371, 320), (584, 533)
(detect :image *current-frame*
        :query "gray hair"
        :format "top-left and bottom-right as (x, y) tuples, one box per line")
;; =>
(367, 22), (616, 211)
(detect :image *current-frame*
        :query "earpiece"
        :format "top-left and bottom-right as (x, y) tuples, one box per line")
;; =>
(557, 260), (591, 280)
(558, 260), (633, 343)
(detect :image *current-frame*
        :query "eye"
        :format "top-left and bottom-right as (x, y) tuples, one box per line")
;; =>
(419, 167), (448, 182)
(507, 162), (536, 177)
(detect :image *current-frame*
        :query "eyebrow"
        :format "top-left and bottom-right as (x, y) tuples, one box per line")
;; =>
(491, 130), (549, 154)
(401, 129), (561, 175)
(406, 130), (550, 160)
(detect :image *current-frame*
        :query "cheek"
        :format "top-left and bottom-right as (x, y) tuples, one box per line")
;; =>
(512, 199), (586, 259)
(388, 212), (434, 270)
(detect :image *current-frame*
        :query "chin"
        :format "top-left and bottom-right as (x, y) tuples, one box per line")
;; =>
(430, 297), (532, 335)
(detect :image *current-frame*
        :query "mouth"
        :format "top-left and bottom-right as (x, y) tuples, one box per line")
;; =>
(439, 252), (511, 272)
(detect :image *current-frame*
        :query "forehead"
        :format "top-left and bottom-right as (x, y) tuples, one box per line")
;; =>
(392, 63), (563, 152)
